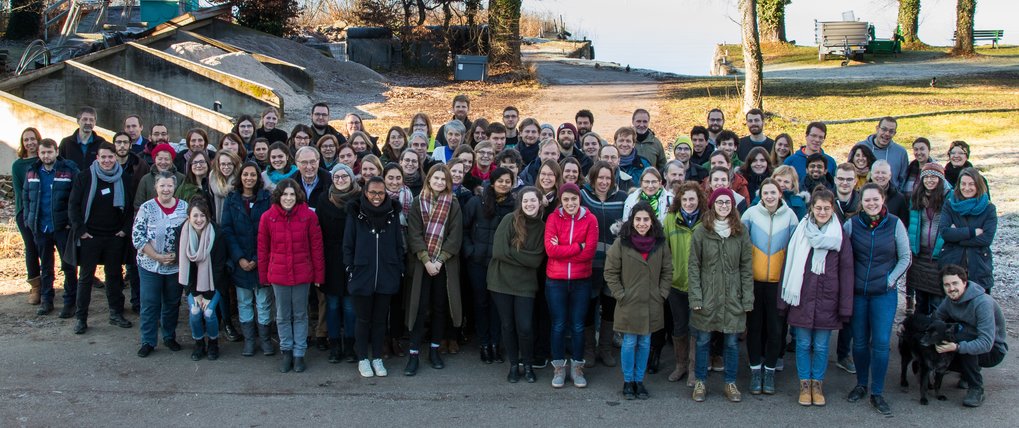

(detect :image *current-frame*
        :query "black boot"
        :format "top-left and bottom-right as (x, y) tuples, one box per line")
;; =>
(328, 338), (341, 363)
(316, 336), (329, 351)
(257, 323), (275, 356)
(647, 346), (662, 374)
(523, 365), (537, 383)
(207, 338), (220, 361)
(342, 337), (357, 363)
(429, 347), (445, 369)
(280, 350), (294, 373)
(223, 320), (242, 342)
(37, 301), (54, 316)
(404, 353), (420, 376)
(493, 344), (505, 363)
(108, 313), (132, 328)
(191, 338), (206, 361)
(241, 322), (257, 357)
(480, 344), (493, 364)
(293, 356), (306, 373)
(507, 364), (521, 383)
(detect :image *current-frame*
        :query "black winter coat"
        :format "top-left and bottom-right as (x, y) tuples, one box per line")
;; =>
(58, 131), (108, 171)
(173, 224), (229, 297)
(462, 192), (516, 265)
(939, 199), (997, 293)
(317, 191), (356, 295)
(343, 197), (405, 296)
(219, 189), (272, 289)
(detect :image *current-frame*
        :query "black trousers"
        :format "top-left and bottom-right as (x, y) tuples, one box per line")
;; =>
(747, 281), (781, 368)
(75, 235), (126, 321)
(492, 291), (535, 365)
(410, 269), (449, 350)
(533, 267), (551, 361)
(667, 288), (691, 337)
(353, 293), (391, 360)
(950, 330), (1006, 389)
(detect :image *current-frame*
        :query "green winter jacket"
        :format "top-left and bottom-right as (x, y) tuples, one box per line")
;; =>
(664, 211), (698, 292)
(487, 214), (546, 298)
(604, 236), (673, 335)
(688, 224), (754, 334)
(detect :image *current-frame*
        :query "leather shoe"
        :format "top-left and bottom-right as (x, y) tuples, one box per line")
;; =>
(523, 365), (537, 383)
(164, 338), (183, 352)
(507, 364), (521, 383)
(109, 314), (132, 328)
(73, 319), (87, 334)
(137, 343), (154, 358)
(404, 354), (420, 376)
(429, 347), (445, 369)
(480, 345), (493, 364)
(37, 301), (54, 316)
(493, 344), (505, 363)
(224, 321), (242, 342)
(58, 304), (75, 319)
(293, 357), (306, 372)
(847, 385), (867, 402)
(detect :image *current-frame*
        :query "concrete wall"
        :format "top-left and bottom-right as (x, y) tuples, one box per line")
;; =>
(0, 91), (115, 174)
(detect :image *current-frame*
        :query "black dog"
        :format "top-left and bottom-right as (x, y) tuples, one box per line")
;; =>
(899, 313), (958, 405)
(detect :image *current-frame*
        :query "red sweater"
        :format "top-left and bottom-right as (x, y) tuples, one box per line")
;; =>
(544, 206), (599, 280)
(257, 203), (325, 286)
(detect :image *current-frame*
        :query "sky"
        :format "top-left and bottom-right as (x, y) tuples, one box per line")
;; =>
(522, 0), (1017, 75)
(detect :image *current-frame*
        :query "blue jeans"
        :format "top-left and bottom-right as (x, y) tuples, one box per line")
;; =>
(273, 283), (310, 357)
(620, 333), (651, 382)
(138, 269), (182, 347)
(695, 329), (739, 383)
(792, 327), (832, 381)
(851, 290), (897, 395)
(33, 229), (76, 305)
(325, 294), (356, 339)
(188, 292), (221, 340)
(236, 286), (274, 325)
(545, 278), (591, 361)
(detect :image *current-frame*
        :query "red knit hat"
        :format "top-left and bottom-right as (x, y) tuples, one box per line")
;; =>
(151, 143), (177, 161)
(559, 182), (581, 198)
(708, 187), (735, 206)
(557, 122), (579, 138)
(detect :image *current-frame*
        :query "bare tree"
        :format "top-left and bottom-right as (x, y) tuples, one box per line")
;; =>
(489, 0), (522, 65)
(952, 0), (977, 55)
(757, 0), (788, 43)
(897, 0), (923, 47)
(740, 0), (764, 112)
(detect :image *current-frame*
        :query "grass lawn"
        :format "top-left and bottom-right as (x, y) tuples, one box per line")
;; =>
(657, 71), (1019, 159)
(719, 43), (1017, 70)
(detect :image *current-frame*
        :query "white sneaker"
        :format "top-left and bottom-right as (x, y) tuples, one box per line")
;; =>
(358, 359), (374, 378)
(372, 358), (388, 377)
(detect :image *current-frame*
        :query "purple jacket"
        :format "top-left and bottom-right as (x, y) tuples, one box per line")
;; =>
(778, 237), (855, 330)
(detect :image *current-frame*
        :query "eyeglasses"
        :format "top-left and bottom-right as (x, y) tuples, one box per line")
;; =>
(114, 140), (130, 144)
(478, 151), (494, 157)
(367, 190), (386, 196)
(878, 126), (897, 134)
(191, 160), (207, 166)
(295, 135), (311, 141)
(641, 179), (660, 185)
(714, 200), (732, 206)
(298, 160), (317, 166)
(333, 174), (350, 180)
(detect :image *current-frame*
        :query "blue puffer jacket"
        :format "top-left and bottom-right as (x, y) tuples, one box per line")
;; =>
(219, 189), (272, 289)
(908, 204), (944, 257)
(939, 194), (996, 292)
(845, 212), (911, 296)
(22, 159), (80, 233)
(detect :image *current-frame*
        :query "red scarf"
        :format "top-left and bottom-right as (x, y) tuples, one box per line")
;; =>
(471, 164), (492, 181)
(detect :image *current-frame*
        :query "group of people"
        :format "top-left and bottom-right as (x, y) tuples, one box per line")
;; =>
(11, 97), (1006, 413)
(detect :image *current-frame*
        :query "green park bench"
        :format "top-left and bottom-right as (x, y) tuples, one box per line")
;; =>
(953, 30), (1005, 48)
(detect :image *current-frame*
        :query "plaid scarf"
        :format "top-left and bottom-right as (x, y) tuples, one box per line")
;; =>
(420, 193), (452, 261)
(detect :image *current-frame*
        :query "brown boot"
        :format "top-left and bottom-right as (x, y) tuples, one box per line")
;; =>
(686, 335), (696, 387)
(669, 336), (689, 382)
(583, 326), (596, 368)
(798, 380), (812, 406)
(597, 321), (617, 367)
(27, 276), (41, 305)
(811, 380), (826, 406)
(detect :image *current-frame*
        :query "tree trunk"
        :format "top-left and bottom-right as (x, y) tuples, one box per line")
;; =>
(952, 0), (976, 55)
(897, 0), (922, 46)
(757, 0), (787, 43)
(489, 0), (522, 65)
(740, 0), (764, 113)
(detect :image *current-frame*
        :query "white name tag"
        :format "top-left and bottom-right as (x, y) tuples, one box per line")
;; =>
(101, 188), (111, 195)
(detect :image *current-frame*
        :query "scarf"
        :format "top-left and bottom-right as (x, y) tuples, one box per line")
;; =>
(944, 161), (972, 187)
(631, 234), (656, 254)
(680, 209), (700, 228)
(618, 150), (636, 169)
(179, 222), (215, 292)
(782, 217), (843, 306)
(404, 169), (422, 189)
(868, 206), (887, 229)
(948, 192), (989, 216)
(713, 219), (731, 238)
(639, 188), (664, 217)
(420, 193), (452, 260)
(329, 182), (361, 209)
(267, 165), (298, 184)
(471, 164), (492, 181)
(84, 160), (125, 224)
(387, 186), (413, 225)
(208, 174), (235, 223)
(360, 193), (395, 231)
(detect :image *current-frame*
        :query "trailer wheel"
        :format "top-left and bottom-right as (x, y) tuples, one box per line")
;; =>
(841, 60), (849, 67)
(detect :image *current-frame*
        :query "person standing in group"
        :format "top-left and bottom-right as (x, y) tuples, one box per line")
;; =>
(944, 141), (973, 187)
(664, 182), (707, 386)
(258, 179), (325, 373)
(344, 176), (405, 378)
(256, 107), (288, 147)
(220, 162), (275, 357)
(68, 142), (134, 335)
(462, 168), (517, 364)
(58, 107), (108, 170)
(939, 168), (996, 295)
(778, 187), (854, 407)
(868, 160), (908, 226)
(741, 179), (798, 396)
(13, 127), (42, 307)
(135, 144), (183, 210)
(488, 186), (546, 383)
(902, 137), (936, 199)
(178, 200), (228, 361)
(544, 183), (598, 389)
(404, 164), (464, 376)
(23, 138), (80, 316)
(844, 183), (911, 416)
(262, 142), (298, 191)
(907, 163), (950, 315)
(605, 201), (673, 400)
(132, 172), (188, 357)
(317, 163), (361, 363)
(580, 161), (628, 368)
(175, 151), (213, 206)
(689, 188), (753, 403)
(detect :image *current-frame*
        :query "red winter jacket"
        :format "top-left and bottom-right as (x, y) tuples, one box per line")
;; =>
(544, 206), (599, 280)
(258, 203), (325, 286)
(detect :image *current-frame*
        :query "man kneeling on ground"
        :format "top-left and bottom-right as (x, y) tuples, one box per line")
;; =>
(935, 264), (1008, 408)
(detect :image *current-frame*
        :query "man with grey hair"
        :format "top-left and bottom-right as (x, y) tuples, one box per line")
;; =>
(432, 120), (467, 164)
(294, 146), (329, 210)
(662, 160), (687, 194)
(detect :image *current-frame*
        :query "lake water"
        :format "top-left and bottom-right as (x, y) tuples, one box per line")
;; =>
(524, 0), (1016, 75)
